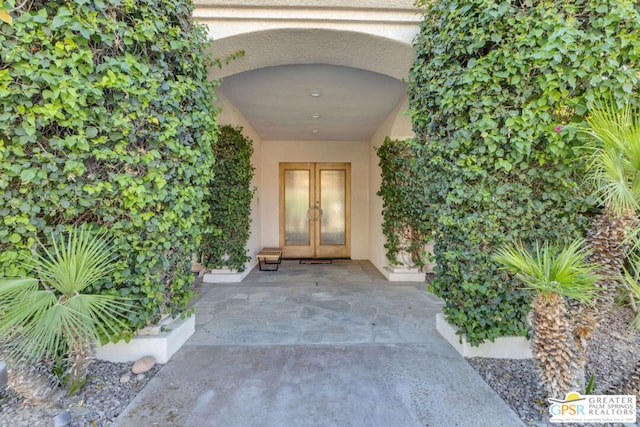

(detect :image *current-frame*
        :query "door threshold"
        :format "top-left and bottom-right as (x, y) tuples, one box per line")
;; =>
(299, 258), (333, 265)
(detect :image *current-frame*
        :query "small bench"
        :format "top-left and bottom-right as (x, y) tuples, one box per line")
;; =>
(257, 247), (283, 271)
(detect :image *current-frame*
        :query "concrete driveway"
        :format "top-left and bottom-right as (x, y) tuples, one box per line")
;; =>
(114, 260), (524, 427)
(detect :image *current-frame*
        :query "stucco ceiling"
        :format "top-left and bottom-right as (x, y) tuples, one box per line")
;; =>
(218, 64), (408, 141)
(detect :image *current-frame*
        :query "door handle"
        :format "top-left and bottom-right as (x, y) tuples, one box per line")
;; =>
(307, 205), (323, 221)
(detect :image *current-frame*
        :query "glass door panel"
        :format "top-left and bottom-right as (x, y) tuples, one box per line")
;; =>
(284, 170), (310, 245)
(319, 170), (345, 245)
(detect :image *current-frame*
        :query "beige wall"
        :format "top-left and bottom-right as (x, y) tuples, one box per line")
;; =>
(368, 95), (414, 273)
(259, 140), (370, 259)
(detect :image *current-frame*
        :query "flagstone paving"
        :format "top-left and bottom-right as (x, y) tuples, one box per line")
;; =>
(114, 260), (525, 427)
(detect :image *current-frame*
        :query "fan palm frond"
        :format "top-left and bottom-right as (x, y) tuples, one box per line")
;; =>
(24, 226), (116, 295)
(585, 100), (640, 215)
(0, 225), (128, 370)
(494, 239), (600, 303)
(64, 294), (130, 339)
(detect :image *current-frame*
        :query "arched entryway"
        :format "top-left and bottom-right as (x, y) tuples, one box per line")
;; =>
(196, 15), (420, 279)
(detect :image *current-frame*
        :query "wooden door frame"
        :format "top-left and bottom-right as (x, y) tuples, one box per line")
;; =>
(279, 162), (351, 259)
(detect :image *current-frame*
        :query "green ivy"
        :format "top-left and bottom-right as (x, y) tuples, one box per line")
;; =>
(375, 137), (432, 268)
(200, 125), (255, 272)
(0, 0), (219, 332)
(410, 0), (640, 345)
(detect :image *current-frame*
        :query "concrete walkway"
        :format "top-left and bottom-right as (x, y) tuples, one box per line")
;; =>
(114, 260), (525, 427)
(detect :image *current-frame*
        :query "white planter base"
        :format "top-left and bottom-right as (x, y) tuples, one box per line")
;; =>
(436, 313), (532, 359)
(203, 267), (252, 283)
(381, 265), (426, 282)
(96, 315), (195, 364)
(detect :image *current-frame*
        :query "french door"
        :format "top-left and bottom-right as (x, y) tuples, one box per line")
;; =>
(279, 162), (351, 259)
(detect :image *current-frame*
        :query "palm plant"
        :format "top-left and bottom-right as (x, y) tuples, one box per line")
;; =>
(584, 100), (640, 306)
(0, 225), (129, 394)
(494, 239), (600, 399)
(569, 101), (640, 400)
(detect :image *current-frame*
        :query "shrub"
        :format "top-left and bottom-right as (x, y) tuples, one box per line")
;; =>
(0, 0), (218, 330)
(0, 225), (129, 390)
(200, 125), (255, 272)
(409, 0), (640, 345)
(375, 137), (432, 268)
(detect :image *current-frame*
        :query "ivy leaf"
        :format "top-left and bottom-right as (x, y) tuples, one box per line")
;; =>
(86, 127), (98, 138)
(0, 10), (12, 26)
(20, 169), (37, 182)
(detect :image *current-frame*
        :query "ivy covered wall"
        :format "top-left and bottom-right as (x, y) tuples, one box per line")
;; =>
(375, 137), (431, 268)
(410, 0), (640, 345)
(200, 125), (255, 272)
(0, 0), (219, 330)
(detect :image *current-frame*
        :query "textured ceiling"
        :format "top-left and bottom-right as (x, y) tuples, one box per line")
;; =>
(218, 64), (408, 141)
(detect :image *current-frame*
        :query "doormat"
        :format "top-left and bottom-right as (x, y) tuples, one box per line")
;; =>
(299, 259), (332, 265)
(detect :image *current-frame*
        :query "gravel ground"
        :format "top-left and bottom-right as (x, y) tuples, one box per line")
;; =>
(0, 275), (201, 427)
(468, 305), (640, 426)
(0, 360), (161, 427)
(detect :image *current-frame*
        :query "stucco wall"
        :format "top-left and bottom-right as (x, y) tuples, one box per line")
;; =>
(259, 140), (370, 259)
(195, 1), (420, 44)
(197, 1), (419, 83)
